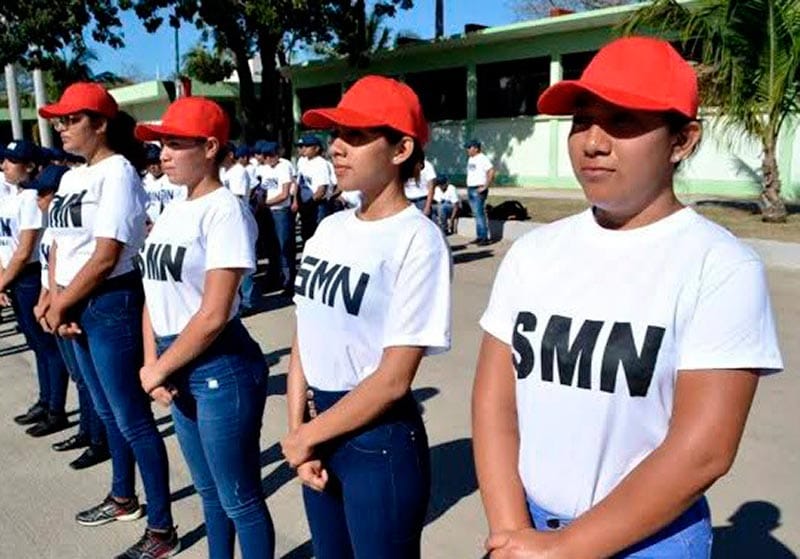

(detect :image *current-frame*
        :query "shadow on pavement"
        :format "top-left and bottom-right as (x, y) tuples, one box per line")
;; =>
(712, 501), (796, 558)
(413, 386), (440, 416)
(268, 373), (288, 396)
(282, 540), (314, 558)
(0, 343), (29, 357)
(426, 437), (478, 526)
(454, 250), (494, 265)
(180, 523), (207, 554)
(265, 347), (291, 368)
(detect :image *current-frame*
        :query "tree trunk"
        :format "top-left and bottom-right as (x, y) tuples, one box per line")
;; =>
(257, 30), (290, 145)
(760, 138), (788, 223)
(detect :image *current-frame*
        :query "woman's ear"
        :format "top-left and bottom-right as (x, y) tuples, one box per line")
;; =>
(391, 136), (415, 165)
(671, 120), (702, 164)
(206, 137), (221, 161)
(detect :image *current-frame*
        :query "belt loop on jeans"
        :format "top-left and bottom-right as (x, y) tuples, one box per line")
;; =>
(306, 388), (318, 418)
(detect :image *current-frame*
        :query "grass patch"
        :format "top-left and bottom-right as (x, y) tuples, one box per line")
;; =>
(486, 196), (800, 243)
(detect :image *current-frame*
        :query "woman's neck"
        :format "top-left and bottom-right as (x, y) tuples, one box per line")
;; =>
(85, 145), (115, 166)
(358, 180), (409, 221)
(186, 175), (223, 200)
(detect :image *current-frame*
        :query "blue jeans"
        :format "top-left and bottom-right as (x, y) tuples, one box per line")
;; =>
(268, 208), (296, 290)
(9, 264), (68, 413)
(467, 187), (489, 241)
(158, 319), (274, 559)
(69, 272), (172, 530)
(434, 201), (454, 232)
(56, 335), (106, 446)
(239, 270), (259, 311)
(528, 497), (712, 558)
(302, 390), (430, 559)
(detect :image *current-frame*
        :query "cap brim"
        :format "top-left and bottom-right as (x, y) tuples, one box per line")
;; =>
(39, 102), (115, 119)
(134, 123), (205, 142)
(302, 107), (387, 130)
(537, 80), (676, 116)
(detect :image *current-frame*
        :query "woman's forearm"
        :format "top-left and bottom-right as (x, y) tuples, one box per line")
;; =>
(473, 334), (532, 534)
(150, 306), (228, 380)
(301, 346), (423, 447)
(286, 333), (308, 432)
(0, 230), (39, 291)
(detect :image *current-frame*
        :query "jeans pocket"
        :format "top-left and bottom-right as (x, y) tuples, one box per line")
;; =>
(87, 290), (138, 323)
(346, 423), (393, 455)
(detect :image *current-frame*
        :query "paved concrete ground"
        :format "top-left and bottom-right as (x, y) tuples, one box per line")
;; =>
(0, 237), (797, 558)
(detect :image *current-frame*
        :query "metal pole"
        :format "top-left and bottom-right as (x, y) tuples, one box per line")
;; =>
(435, 0), (444, 39)
(33, 69), (53, 147)
(4, 64), (24, 139)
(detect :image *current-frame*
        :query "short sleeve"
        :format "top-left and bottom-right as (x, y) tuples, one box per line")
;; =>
(310, 160), (331, 189)
(18, 191), (43, 230)
(677, 258), (783, 373)
(421, 162), (437, 185)
(204, 200), (257, 272)
(383, 227), (452, 355)
(480, 154), (494, 173)
(479, 244), (522, 345)
(94, 160), (145, 243)
(277, 162), (293, 185)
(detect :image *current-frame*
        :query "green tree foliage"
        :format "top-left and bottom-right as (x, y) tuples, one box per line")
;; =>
(182, 44), (236, 84)
(622, 0), (800, 222)
(44, 45), (128, 100)
(0, 1), (125, 69)
(129, 0), (413, 142)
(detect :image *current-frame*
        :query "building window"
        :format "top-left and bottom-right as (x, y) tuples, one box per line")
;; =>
(296, 84), (342, 115)
(404, 67), (467, 122)
(561, 50), (597, 81)
(476, 57), (550, 118)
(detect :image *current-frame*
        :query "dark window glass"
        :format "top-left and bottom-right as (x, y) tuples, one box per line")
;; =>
(561, 50), (597, 81)
(404, 67), (467, 122)
(476, 57), (550, 118)
(296, 84), (342, 115)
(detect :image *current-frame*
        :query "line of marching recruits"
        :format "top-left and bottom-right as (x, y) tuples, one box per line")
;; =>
(1, 35), (786, 559)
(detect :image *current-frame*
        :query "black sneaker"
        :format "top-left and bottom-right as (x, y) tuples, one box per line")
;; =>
(114, 527), (180, 559)
(13, 402), (48, 426)
(26, 413), (69, 437)
(52, 433), (90, 452)
(70, 445), (111, 470)
(75, 494), (142, 527)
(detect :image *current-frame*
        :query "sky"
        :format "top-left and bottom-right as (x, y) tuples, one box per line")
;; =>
(87, 0), (521, 80)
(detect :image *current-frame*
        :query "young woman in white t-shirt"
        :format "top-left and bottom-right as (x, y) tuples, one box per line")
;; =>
(281, 75), (452, 559)
(135, 97), (275, 559)
(38, 82), (178, 559)
(474, 37), (783, 558)
(0, 143), (70, 438)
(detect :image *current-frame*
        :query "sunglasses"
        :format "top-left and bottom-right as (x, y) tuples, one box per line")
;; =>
(50, 114), (86, 130)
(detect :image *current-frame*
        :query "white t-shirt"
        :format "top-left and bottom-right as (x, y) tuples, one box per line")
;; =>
(434, 184), (459, 204)
(49, 154), (147, 287)
(141, 187), (257, 337)
(143, 174), (187, 225)
(0, 188), (43, 268)
(263, 159), (295, 210)
(296, 156), (331, 203)
(39, 228), (53, 288)
(246, 163), (260, 189)
(404, 160), (437, 200)
(467, 152), (493, 187)
(295, 206), (452, 391)
(225, 163), (251, 198)
(480, 207), (783, 519)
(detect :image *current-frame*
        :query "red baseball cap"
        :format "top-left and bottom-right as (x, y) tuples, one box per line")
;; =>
(303, 75), (430, 145)
(537, 36), (699, 119)
(39, 82), (119, 119)
(135, 97), (230, 145)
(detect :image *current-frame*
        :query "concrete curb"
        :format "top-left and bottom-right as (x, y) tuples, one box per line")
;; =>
(456, 217), (800, 270)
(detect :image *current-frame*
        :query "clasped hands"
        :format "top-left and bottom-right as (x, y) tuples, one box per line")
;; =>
(281, 424), (328, 492)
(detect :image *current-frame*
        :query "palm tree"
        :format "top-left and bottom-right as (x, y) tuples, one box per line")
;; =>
(622, 0), (800, 222)
(44, 44), (126, 100)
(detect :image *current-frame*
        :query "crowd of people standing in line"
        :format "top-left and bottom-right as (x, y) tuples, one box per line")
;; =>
(0, 35), (785, 559)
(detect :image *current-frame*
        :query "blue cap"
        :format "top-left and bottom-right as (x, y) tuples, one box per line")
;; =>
(296, 134), (322, 147)
(259, 141), (278, 156)
(1, 140), (41, 163)
(144, 143), (161, 163)
(234, 145), (251, 159)
(25, 164), (69, 192)
(464, 139), (481, 149)
(433, 175), (448, 185)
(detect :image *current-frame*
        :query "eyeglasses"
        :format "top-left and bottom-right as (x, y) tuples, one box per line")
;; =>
(50, 114), (85, 130)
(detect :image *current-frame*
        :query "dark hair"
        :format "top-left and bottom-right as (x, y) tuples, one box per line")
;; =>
(380, 127), (424, 183)
(90, 111), (146, 171)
